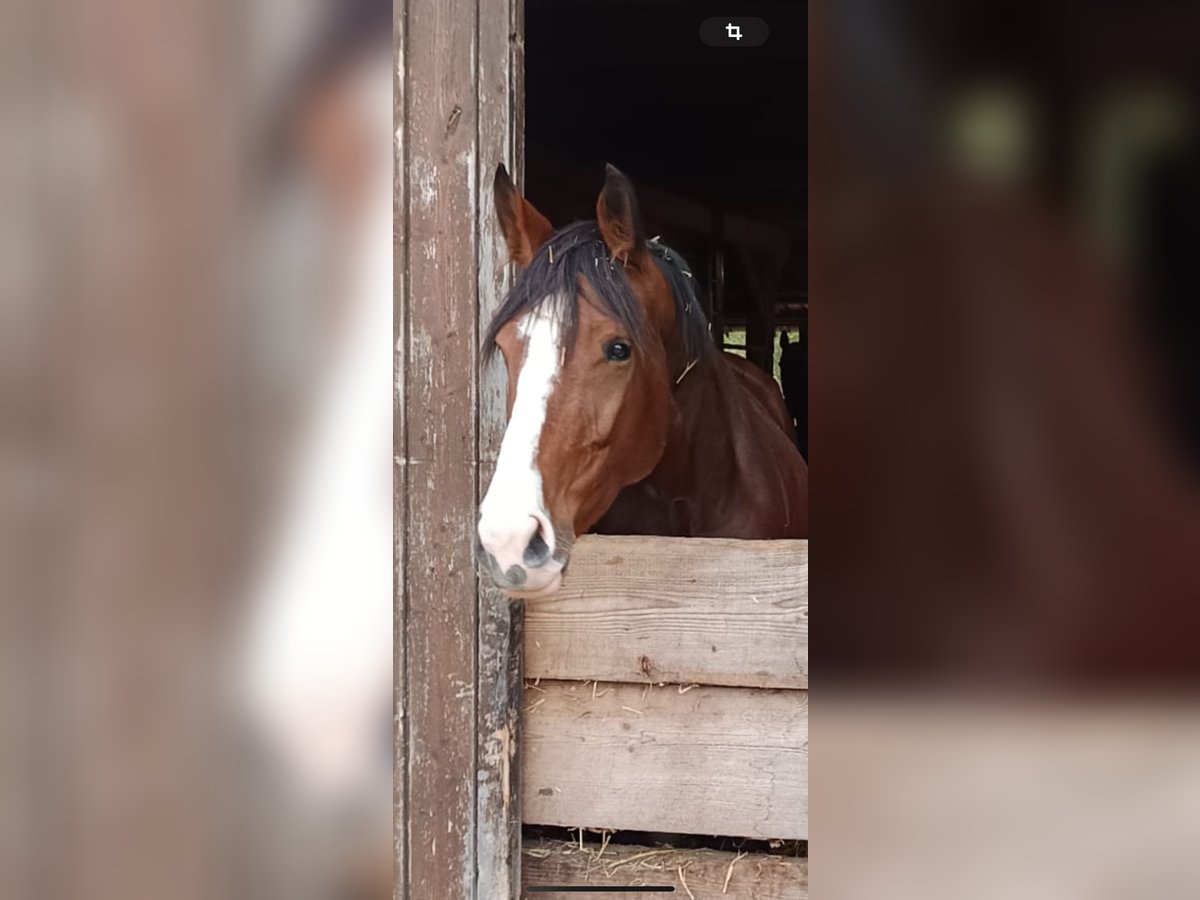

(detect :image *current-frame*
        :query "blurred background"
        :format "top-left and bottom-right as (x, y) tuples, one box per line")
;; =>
(812, 0), (1200, 680)
(811, 0), (1200, 898)
(2, 0), (391, 896)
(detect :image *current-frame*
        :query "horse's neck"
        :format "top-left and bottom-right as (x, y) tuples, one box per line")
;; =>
(628, 355), (745, 534)
(661, 354), (742, 486)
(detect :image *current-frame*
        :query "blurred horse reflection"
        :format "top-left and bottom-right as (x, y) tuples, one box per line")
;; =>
(239, 1), (392, 897)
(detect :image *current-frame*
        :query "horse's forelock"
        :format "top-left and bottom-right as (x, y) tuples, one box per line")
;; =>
(483, 222), (713, 366)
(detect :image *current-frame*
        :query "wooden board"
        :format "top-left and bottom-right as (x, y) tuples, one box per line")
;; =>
(399, 0), (525, 895)
(522, 839), (807, 899)
(399, 0), (481, 895)
(526, 536), (808, 690)
(522, 681), (808, 840)
(475, 0), (524, 896)
(392, 2), (408, 891)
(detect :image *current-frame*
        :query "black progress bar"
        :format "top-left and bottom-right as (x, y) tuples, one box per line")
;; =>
(527, 887), (675, 894)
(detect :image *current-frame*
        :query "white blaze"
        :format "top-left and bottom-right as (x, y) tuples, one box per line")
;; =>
(478, 304), (564, 572)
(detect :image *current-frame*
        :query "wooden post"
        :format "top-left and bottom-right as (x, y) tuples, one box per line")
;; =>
(710, 212), (726, 348)
(476, 0), (526, 897)
(741, 245), (789, 374)
(396, 0), (524, 897)
(392, 4), (409, 895)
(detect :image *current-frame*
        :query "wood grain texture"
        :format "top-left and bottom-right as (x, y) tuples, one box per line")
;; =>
(399, 0), (525, 895)
(476, 596), (523, 898)
(393, 2), (408, 895)
(401, 0), (480, 895)
(522, 839), (807, 899)
(522, 681), (808, 840)
(526, 536), (808, 690)
(475, 1), (524, 897)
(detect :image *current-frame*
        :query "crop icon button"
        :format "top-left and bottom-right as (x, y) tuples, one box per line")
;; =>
(699, 17), (769, 48)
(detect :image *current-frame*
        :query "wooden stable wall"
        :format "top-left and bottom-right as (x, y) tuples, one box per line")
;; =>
(396, 3), (806, 895)
(395, 0), (524, 897)
(521, 536), (809, 897)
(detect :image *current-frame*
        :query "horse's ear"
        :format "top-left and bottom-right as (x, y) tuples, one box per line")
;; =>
(494, 163), (553, 267)
(596, 163), (646, 265)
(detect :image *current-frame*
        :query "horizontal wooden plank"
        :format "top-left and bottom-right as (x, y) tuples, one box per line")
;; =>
(526, 535), (808, 689)
(523, 838), (807, 899)
(522, 681), (807, 840)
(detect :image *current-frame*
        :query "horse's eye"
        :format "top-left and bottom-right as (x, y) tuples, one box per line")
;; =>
(604, 339), (632, 362)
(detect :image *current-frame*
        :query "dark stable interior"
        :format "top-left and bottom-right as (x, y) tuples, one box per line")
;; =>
(523, 0), (807, 377)
(525, 0), (1200, 467)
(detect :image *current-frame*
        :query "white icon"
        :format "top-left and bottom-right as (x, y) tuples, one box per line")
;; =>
(725, 22), (742, 41)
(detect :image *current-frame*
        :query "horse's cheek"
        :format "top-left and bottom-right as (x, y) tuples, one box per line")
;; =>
(628, 380), (670, 481)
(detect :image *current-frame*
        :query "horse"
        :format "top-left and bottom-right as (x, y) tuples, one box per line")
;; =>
(476, 163), (808, 597)
(779, 324), (808, 460)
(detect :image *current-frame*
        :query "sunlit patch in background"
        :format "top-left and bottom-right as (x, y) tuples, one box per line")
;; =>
(944, 82), (1038, 185)
(1081, 86), (1193, 263)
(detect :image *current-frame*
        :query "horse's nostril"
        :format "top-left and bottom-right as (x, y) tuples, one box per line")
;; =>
(504, 564), (526, 587)
(523, 527), (551, 568)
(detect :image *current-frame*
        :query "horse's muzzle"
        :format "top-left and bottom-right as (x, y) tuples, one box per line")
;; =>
(474, 531), (566, 596)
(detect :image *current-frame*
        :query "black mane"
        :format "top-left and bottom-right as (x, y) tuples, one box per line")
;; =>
(482, 221), (715, 366)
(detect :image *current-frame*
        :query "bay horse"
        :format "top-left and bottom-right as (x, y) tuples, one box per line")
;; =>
(476, 163), (808, 596)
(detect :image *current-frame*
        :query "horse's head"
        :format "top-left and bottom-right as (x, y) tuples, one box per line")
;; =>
(476, 164), (692, 596)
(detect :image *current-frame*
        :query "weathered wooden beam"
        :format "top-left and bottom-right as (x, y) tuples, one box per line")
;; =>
(522, 681), (808, 840)
(399, 0), (525, 895)
(399, 0), (482, 895)
(393, 0), (408, 893)
(741, 245), (788, 373)
(739, 246), (791, 319)
(523, 838), (808, 899)
(475, 1), (525, 897)
(526, 536), (808, 690)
